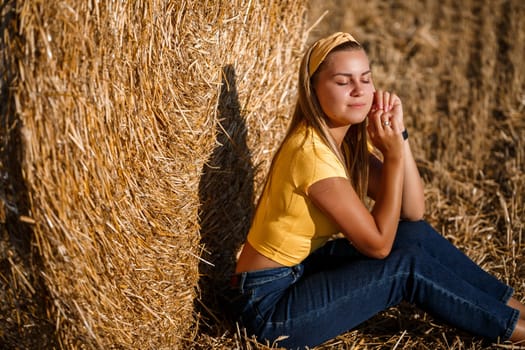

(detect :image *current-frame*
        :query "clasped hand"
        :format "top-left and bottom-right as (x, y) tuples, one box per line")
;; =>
(367, 90), (405, 158)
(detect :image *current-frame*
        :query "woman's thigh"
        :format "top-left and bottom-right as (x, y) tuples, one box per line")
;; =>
(262, 250), (411, 347)
(394, 220), (511, 302)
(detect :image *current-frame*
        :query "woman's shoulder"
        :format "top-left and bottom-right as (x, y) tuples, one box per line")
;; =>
(282, 125), (342, 168)
(285, 123), (326, 152)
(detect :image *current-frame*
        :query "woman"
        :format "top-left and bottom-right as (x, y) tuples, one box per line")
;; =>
(229, 32), (525, 348)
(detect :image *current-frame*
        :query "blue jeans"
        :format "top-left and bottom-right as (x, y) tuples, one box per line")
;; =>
(228, 221), (519, 349)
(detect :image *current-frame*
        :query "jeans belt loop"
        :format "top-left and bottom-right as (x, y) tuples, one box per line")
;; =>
(292, 264), (301, 279)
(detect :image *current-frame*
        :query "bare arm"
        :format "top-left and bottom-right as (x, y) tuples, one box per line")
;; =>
(368, 138), (425, 220)
(400, 137), (425, 219)
(368, 91), (425, 220)
(308, 105), (405, 259)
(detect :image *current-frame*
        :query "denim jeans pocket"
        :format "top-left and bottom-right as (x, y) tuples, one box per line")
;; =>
(235, 265), (303, 330)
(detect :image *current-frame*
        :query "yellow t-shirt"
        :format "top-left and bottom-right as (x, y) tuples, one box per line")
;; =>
(247, 124), (348, 266)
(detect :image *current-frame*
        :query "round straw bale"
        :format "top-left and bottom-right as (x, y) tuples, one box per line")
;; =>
(5, 0), (308, 348)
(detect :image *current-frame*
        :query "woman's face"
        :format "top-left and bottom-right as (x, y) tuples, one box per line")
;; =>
(313, 49), (374, 128)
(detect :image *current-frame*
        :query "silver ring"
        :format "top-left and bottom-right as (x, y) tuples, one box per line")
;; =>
(383, 120), (391, 127)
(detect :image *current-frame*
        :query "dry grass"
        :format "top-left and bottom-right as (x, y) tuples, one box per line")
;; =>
(1, 0), (524, 349)
(1, 0), (306, 348)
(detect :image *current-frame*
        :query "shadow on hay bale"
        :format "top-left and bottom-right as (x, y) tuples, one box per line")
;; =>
(0, 118), (57, 349)
(0, 2), (57, 347)
(197, 65), (254, 333)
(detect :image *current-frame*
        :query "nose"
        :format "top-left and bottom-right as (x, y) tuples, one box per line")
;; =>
(350, 83), (364, 97)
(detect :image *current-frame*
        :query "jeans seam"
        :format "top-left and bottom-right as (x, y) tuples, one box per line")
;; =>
(500, 285), (514, 304)
(502, 308), (520, 341)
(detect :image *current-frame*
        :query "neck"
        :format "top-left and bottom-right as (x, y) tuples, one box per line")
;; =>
(327, 124), (351, 148)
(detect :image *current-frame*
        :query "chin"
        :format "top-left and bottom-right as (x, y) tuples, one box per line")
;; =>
(351, 114), (368, 124)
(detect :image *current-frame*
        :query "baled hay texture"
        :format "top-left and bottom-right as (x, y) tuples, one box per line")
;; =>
(4, 0), (307, 348)
(1, 1), (59, 348)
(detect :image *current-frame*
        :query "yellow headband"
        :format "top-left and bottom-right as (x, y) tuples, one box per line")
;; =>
(308, 32), (359, 77)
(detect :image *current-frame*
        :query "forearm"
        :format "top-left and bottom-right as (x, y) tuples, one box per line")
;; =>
(370, 155), (405, 253)
(400, 137), (425, 220)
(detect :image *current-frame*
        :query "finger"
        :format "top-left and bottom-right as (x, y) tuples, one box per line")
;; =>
(389, 92), (401, 111)
(381, 112), (393, 130)
(383, 91), (393, 111)
(380, 91), (396, 111)
(374, 90), (383, 110)
(388, 117), (398, 133)
(372, 109), (389, 132)
(389, 117), (404, 135)
(387, 92), (396, 111)
(391, 93), (401, 107)
(381, 91), (392, 111)
(369, 109), (382, 129)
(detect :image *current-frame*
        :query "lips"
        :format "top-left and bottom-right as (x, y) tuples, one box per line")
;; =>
(348, 103), (366, 108)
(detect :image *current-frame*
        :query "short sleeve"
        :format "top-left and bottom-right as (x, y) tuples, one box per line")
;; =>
(292, 138), (347, 191)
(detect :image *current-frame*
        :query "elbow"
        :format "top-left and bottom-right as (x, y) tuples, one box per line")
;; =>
(371, 247), (392, 260)
(365, 244), (392, 260)
(403, 211), (425, 222)
(346, 229), (398, 259)
(413, 202), (426, 220)
(401, 203), (426, 222)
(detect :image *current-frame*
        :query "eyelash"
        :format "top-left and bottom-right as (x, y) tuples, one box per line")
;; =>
(337, 79), (370, 86)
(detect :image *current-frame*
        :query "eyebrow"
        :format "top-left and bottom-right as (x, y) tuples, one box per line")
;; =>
(332, 70), (372, 78)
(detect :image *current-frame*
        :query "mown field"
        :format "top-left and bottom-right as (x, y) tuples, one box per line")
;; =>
(194, 0), (525, 349)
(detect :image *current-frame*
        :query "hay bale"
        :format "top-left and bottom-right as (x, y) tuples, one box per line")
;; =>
(2, 0), (307, 348)
(2, 1), (59, 348)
